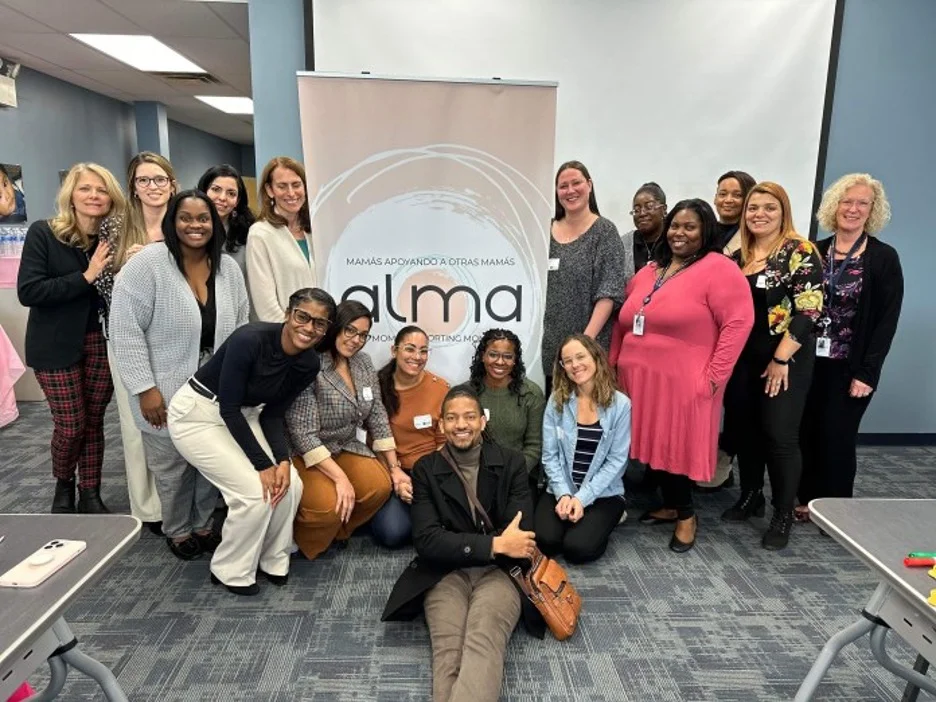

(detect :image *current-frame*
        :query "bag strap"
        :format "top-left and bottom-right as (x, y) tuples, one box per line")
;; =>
(439, 446), (496, 533)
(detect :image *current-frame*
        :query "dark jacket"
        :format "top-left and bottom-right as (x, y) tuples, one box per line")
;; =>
(816, 235), (903, 388)
(17, 220), (99, 370)
(382, 441), (545, 638)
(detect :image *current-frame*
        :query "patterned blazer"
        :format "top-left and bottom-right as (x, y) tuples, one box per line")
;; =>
(285, 350), (396, 466)
(735, 237), (824, 341)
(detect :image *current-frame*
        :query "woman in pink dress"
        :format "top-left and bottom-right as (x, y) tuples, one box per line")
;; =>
(609, 199), (753, 552)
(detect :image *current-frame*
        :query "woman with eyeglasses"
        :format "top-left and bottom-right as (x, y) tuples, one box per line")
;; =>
(797, 174), (903, 520)
(468, 329), (545, 490)
(286, 300), (396, 558)
(107, 152), (179, 530)
(625, 182), (668, 275)
(167, 287), (335, 595)
(197, 164), (256, 280)
(543, 160), (628, 394)
(372, 325), (450, 547)
(610, 199), (752, 553)
(110, 190), (249, 560)
(535, 334), (631, 564)
(246, 157), (316, 322)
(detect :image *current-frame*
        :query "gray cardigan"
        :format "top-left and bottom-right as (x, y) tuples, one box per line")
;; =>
(110, 243), (250, 435)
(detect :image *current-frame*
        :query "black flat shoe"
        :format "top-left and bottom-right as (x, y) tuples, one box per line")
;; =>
(167, 536), (202, 561)
(210, 573), (259, 596)
(669, 516), (697, 553)
(76, 487), (111, 514)
(194, 531), (222, 553)
(639, 510), (678, 526)
(145, 521), (163, 536)
(258, 569), (288, 586)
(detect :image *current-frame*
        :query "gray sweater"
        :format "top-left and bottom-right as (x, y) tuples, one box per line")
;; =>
(110, 243), (250, 435)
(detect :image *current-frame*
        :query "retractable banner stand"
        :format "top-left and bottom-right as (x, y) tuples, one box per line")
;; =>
(297, 73), (557, 385)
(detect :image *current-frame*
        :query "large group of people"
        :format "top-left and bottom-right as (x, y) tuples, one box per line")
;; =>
(15, 152), (903, 702)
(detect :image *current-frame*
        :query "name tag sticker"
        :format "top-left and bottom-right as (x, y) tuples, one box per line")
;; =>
(547, 258), (560, 271)
(483, 408), (491, 421)
(633, 314), (645, 336)
(362, 386), (373, 401)
(355, 427), (368, 444)
(756, 275), (767, 289)
(816, 336), (831, 357)
(413, 414), (433, 429)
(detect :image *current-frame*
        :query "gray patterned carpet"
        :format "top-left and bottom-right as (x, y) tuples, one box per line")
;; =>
(1, 401), (934, 701)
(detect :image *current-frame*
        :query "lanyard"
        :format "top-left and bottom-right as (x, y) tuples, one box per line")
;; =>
(639, 258), (693, 313)
(822, 233), (865, 327)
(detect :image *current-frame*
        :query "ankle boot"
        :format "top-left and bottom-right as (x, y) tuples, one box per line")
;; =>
(77, 486), (111, 514)
(51, 478), (76, 513)
(721, 489), (766, 522)
(762, 510), (794, 551)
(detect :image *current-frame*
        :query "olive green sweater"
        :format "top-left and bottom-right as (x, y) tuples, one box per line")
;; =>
(477, 378), (546, 472)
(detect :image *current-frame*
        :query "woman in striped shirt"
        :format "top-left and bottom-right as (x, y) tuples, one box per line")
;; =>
(535, 334), (631, 564)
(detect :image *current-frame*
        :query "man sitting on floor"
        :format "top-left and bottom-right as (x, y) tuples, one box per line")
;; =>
(382, 385), (542, 702)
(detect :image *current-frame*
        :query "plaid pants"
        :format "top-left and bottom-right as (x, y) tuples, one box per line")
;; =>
(34, 331), (114, 487)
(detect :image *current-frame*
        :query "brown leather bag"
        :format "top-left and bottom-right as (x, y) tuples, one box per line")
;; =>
(440, 447), (582, 641)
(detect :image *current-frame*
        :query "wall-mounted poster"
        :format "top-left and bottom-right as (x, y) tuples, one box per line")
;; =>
(0, 164), (26, 224)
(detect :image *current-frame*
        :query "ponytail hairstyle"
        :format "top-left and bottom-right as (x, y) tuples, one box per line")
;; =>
(378, 325), (429, 417)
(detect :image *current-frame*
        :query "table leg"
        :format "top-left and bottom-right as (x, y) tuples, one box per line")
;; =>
(868, 627), (936, 697)
(57, 648), (129, 702)
(27, 656), (68, 701)
(901, 655), (930, 702)
(794, 617), (876, 702)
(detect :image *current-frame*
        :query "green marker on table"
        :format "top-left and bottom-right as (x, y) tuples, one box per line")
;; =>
(908, 552), (936, 559)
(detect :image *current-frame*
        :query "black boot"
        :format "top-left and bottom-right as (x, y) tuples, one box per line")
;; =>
(721, 489), (766, 522)
(762, 510), (794, 551)
(77, 486), (111, 514)
(51, 478), (76, 514)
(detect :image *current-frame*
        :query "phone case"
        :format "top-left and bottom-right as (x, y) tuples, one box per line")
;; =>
(0, 539), (87, 588)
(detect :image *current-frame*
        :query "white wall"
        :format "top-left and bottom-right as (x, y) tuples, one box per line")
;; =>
(313, 0), (836, 234)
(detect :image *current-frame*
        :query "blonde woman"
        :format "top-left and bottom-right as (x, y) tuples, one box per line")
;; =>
(107, 152), (178, 529)
(798, 174), (903, 517)
(721, 182), (823, 551)
(17, 163), (127, 513)
(246, 156), (316, 321)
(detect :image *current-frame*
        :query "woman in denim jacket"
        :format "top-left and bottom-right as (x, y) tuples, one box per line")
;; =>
(535, 333), (631, 564)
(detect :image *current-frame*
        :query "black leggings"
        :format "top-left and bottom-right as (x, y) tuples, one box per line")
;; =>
(798, 358), (873, 503)
(733, 349), (814, 513)
(534, 492), (625, 564)
(650, 469), (693, 520)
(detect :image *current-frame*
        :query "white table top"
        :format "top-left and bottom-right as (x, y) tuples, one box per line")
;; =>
(0, 514), (141, 669)
(810, 498), (936, 624)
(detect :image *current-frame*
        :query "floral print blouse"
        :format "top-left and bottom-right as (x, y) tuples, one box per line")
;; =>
(823, 255), (863, 359)
(734, 237), (824, 341)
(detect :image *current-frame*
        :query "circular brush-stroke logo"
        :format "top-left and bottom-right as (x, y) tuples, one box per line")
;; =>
(310, 144), (550, 378)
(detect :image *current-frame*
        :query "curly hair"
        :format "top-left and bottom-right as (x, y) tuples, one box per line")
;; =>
(815, 173), (891, 236)
(468, 328), (527, 399)
(550, 334), (617, 411)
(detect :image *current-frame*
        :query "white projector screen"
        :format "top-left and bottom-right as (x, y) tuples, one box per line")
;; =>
(312, 0), (838, 236)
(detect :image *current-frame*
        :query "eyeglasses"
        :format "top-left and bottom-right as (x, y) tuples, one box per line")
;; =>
(291, 308), (330, 332)
(839, 199), (873, 210)
(559, 352), (590, 368)
(342, 325), (370, 344)
(400, 344), (429, 358)
(485, 350), (516, 363)
(135, 175), (170, 189)
(630, 202), (662, 216)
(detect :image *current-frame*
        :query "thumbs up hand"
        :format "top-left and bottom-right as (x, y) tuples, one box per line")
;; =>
(493, 511), (536, 559)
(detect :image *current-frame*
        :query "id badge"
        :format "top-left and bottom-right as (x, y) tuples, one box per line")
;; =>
(362, 386), (373, 401)
(816, 336), (831, 357)
(633, 313), (645, 336)
(756, 275), (767, 289)
(355, 426), (368, 444)
(483, 408), (491, 420)
(413, 414), (433, 429)
(547, 258), (560, 271)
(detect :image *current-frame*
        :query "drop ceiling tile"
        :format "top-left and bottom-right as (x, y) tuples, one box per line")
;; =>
(0, 0), (141, 33)
(0, 33), (132, 70)
(0, 4), (56, 32)
(206, 3), (249, 40)
(98, 0), (240, 39)
(73, 69), (186, 98)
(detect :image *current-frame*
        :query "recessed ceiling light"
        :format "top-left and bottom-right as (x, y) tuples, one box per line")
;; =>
(196, 96), (254, 114)
(70, 34), (206, 73)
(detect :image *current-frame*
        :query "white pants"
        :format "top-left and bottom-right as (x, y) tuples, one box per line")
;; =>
(167, 383), (302, 586)
(107, 340), (161, 522)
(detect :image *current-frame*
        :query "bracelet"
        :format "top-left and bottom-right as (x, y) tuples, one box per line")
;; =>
(772, 356), (790, 365)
